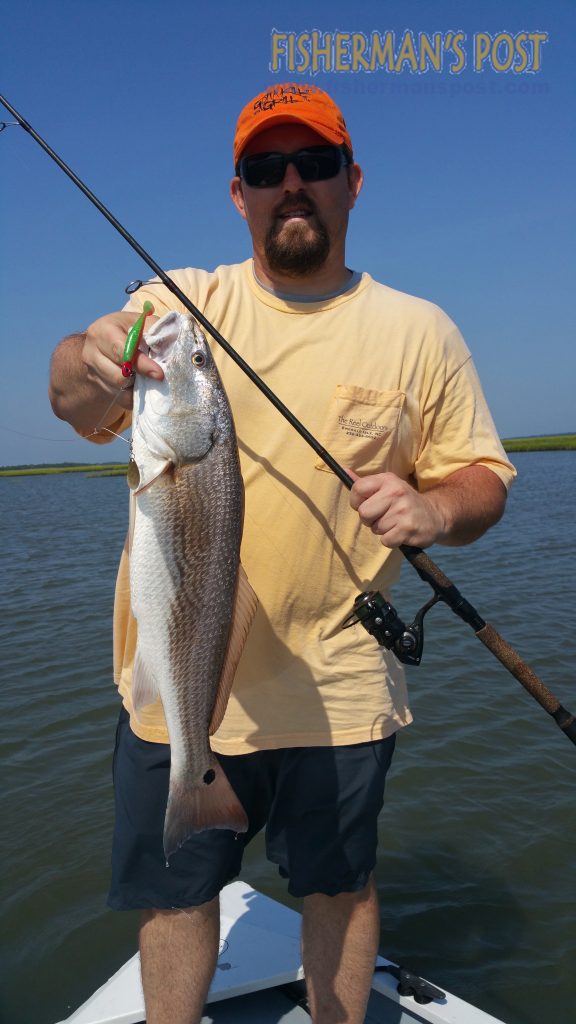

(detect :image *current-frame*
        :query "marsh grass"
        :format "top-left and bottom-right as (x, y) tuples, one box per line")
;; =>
(502, 434), (576, 452)
(0, 464), (127, 477)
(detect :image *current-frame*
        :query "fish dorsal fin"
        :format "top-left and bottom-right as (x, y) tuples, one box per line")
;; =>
(132, 647), (160, 712)
(209, 564), (258, 735)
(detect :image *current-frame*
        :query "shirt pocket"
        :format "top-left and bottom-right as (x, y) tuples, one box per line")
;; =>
(315, 384), (405, 474)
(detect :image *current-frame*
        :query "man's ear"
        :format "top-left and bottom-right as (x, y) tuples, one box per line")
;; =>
(230, 177), (247, 220)
(347, 162), (364, 210)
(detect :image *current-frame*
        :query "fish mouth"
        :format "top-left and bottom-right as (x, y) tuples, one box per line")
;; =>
(145, 336), (175, 372)
(144, 310), (192, 371)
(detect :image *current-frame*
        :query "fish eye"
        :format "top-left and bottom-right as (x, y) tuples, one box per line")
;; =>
(191, 351), (206, 367)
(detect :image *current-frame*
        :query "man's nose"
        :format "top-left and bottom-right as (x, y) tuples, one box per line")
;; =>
(282, 159), (306, 190)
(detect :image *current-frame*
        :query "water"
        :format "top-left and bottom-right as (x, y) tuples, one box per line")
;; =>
(1, 454), (574, 1024)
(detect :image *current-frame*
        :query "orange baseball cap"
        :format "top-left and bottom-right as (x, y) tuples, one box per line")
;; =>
(234, 83), (353, 167)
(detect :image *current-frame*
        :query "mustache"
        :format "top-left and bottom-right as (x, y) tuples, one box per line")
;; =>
(273, 193), (318, 219)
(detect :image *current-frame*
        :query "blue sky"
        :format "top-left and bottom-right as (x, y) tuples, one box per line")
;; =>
(1, 0), (574, 465)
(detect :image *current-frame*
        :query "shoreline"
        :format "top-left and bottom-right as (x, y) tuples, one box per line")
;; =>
(1, 435), (574, 476)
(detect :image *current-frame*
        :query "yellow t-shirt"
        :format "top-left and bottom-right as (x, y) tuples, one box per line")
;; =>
(95, 260), (515, 752)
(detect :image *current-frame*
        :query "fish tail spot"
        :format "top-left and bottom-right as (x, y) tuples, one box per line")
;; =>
(163, 758), (248, 861)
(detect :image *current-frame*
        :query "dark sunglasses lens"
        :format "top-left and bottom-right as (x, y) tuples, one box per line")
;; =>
(243, 154), (286, 188)
(241, 147), (344, 187)
(295, 149), (342, 181)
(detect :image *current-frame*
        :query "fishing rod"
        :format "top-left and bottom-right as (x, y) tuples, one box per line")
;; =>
(2, 94), (574, 746)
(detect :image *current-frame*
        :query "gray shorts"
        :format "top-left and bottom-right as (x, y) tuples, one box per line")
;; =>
(108, 707), (396, 909)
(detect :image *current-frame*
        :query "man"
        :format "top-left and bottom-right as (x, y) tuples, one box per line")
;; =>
(49, 83), (515, 1024)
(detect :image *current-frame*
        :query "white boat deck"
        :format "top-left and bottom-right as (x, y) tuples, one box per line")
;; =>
(56, 881), (503, 1024)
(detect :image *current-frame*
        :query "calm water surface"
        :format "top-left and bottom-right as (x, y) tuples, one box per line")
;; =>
(1, 453), (574, 1024)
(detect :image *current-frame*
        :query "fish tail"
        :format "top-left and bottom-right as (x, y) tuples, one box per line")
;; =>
(163, 756), (248, 862)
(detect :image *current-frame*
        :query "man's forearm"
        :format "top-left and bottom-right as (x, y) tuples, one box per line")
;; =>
(423, 465), (508, 546)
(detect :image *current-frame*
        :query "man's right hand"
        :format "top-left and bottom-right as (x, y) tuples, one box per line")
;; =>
(49, 310), (163, 435)
(83, 311), (163, 409)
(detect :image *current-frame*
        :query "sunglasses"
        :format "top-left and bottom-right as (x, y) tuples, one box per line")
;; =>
(236, 145), (351, 188)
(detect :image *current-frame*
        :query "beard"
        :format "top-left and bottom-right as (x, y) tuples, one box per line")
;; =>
(264, 196), (330, 277)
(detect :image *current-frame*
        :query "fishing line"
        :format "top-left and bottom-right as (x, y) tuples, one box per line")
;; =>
(88, 427), (130, 444)
(0, 424), (83, 443)
(1, 93), (574, 746)
(0, 118), (50, 190)
(89, 376), (135, 442)
(0, 420), (129, 446)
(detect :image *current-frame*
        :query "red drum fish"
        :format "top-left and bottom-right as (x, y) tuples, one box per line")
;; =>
(127, 311), (255, 860)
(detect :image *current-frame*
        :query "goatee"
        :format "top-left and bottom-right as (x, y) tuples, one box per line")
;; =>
(265, 197), (330, 277)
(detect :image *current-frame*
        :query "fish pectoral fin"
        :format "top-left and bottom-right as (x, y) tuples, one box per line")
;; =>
(209, 564), (258, 735)
(131, 647), (160, 711)
(128, 456), (172, 495)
